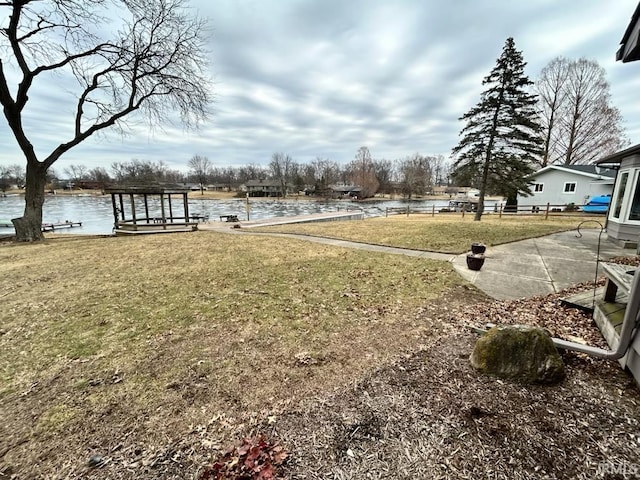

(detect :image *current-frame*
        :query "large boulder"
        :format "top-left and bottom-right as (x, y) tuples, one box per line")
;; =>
(470, 325), (565, 384)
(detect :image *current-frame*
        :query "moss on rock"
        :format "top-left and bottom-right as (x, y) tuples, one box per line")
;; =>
(470, 325), (565, 384)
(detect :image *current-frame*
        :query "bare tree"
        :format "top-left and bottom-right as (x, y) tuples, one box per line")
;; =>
(431, 155), (449, 186)
(398, 154), (433, 199)
(300, 163), (317, 191)
(187, 155), (212, 194)
(88, 166), (111, 183)
(88, 166), (111, 190)
(237, 164), (267, 184)
(164, 168), (186, 184)
(535, 57), (627, 166)
(63, 164), (89, 185)
(349, 146), (379, 198)
(110, 159), (169, 184)
(0, 166), (11, 192)
(307, 158), (337, 196)
(216, 166), (238, 190)
(535, 57), (571, 167)
(372, 159), (394, 196)
(0, 0), (212, 241)
(6, 164), (26, 188)
(269, 152), (293, 198)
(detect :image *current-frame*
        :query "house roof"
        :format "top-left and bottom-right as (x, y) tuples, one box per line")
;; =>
(617, 2), (640, 62)
(595, 143), (640, 165)
(529, 164), (616, 180)
(329, 184), (361, 192)
(105, 184), (190, 194)
(245, 179), (282, 187)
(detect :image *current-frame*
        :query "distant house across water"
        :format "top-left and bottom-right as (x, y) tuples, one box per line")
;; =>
(329, 184), (362, 198)
(244, 179), (291, 197)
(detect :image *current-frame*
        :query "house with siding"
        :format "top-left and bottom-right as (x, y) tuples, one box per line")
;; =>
(517, 165), (616, 208)
(244, 179), (291, 197)
(329, 184), (362, 198)
(595, 143), (640, 246)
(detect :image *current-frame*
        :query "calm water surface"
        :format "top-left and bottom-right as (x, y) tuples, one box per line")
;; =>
(0, 194), (484, 235)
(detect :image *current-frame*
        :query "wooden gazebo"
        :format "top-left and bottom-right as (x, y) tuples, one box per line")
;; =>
(106, 185), (199, 235)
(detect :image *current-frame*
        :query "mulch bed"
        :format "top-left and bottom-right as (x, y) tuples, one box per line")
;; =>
(274, 334), (639, 479)
(268, 280), (640, 479)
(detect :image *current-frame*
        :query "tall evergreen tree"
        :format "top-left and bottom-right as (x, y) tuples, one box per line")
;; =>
(451, 37), (542, 220)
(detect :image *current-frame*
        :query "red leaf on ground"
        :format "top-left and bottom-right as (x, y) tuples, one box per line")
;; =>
(256, 463), (275, 480)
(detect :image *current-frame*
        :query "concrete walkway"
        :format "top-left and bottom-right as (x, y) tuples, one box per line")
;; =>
(451, 229), (630, 300)
(200, 222), (633, 300)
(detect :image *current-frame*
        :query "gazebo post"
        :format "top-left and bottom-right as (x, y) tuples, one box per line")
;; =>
(183, 192), (189, 222)
(168, 194), (174, 223)
(160, 193), (166, 229)
(144, 195), (150, 222)
(129, 193), (137, 229)
(110, 193), (118, 229)
(119, 194), (125, 223)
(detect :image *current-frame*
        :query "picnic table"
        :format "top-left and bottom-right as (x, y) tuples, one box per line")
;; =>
(190, 214), (209, 223)
(220, 214), (239, 222)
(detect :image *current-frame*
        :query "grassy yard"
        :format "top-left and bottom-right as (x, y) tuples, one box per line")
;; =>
(253, 214), (605, 253)
(0, 231), (465, 478)
(1, 219), (638, 479)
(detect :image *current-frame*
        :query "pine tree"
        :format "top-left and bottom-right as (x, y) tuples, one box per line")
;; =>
(451, 37), (543, 220)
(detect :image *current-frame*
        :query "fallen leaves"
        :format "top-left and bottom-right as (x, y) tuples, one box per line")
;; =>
(198, 436), (288, 480)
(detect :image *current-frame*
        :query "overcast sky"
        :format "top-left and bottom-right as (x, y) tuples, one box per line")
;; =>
(1, 0), (640, 174)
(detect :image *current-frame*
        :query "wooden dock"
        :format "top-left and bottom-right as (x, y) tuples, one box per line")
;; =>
(41, 221), (82, 232)
(114, 222), (197, 235)
(209, 210), (365, 229)
(1, 220), (83, 231)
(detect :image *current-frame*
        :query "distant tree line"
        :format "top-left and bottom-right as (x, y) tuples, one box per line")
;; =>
(0, 164), (26, 192)
(39, 148), (453, 199)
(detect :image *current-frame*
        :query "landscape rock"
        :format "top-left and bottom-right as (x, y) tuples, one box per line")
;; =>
(470, 325), (565, 384)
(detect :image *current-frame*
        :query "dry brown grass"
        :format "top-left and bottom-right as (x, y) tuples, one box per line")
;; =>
(2, 231), (639, 479)
(187, 190), (238, 200)
(254, 214), (605, 253)
(0, 231), (463, 478)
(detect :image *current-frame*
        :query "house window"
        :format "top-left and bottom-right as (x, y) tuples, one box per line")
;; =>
(563, 182), (576, 193)
(533, 183), (544, 192)
(612, 172), (629, 219)
(629, 175), (640, 221)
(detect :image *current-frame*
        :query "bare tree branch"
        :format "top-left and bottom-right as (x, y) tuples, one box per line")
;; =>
(535, 57), (627, 166)
(0, 0), (213, 240)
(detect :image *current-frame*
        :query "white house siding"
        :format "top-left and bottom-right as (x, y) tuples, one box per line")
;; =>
(606, 153), (640, 244)
(517, 169), (614, 207)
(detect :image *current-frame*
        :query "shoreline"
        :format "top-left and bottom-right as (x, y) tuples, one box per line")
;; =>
(2, 189), (504, 203)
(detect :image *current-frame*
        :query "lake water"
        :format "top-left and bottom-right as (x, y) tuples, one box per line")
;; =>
(0, 194), (491, 235)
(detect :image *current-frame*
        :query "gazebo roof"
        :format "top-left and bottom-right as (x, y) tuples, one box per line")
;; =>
(105, 184), (190, 195)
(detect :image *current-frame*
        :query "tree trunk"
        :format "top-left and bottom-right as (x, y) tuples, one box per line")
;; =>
(504, 190), (518, 212)
(542, 107), (555, 167)
(564, 95), (580, 165)
(474, 155), (491, 221)
(475, 85), (504, 221)
(12, 162), (47, 242)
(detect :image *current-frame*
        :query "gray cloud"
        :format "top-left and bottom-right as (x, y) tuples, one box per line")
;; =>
(1, 0), (639, 173)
